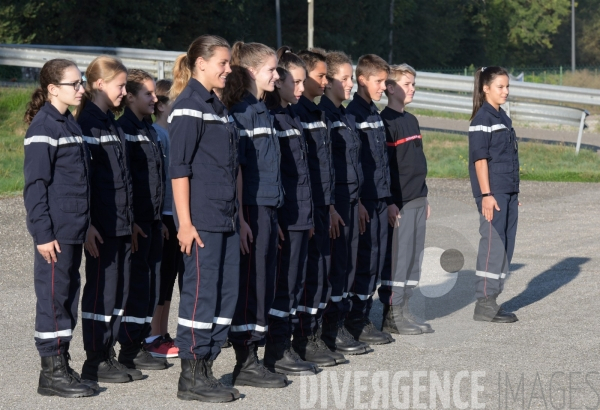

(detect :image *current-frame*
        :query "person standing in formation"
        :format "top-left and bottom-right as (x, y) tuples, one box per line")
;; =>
(24, 59), (96, 398)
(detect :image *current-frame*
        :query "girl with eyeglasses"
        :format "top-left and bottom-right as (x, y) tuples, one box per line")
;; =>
(23, 58), (95, 398)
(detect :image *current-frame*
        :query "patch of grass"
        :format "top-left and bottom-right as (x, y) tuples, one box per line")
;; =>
(423, 131), (600, 182)
(0, 87), (33, 194)
(409, 108), (471, 121)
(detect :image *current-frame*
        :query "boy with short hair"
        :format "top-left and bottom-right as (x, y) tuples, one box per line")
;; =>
(379, 64), (433, 335)
(345, 54), (394, 345)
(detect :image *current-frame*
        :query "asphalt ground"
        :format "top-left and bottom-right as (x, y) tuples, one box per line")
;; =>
(1, 178), (599, 410)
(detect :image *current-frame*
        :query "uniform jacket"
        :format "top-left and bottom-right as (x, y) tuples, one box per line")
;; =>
(168, 78), (239, 232)
(118, 107), (165, 222)
(468, 101), (520, 197)
(318, 95), (363, 202)
(270, 104), (313, 230)
(292, 95), (335, 207)
(346, 93), (391, 201)
(78, 101), (133, 237)
(24, 102), (91, 245)
(232, 92), (284, 208)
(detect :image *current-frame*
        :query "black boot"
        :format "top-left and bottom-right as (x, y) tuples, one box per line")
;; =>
(205, 359), (240, 399)
(263, 339), (318, 375)
(177, 359), (238, 402)
(119, 342), (168, 370)
(63, 352), (99, 391)
(38, 354), (94, 398)
(232, 343), (289, 388)
(345, 316), (394, 345)
(81, 350), (132, 383)
(321, 321), (370, 355)
(61, 343), (100, 391)
(315, 331), (347, 365)
(292, 333), (338, 367)
(401, 297), (434, 333)
(109, 347), (144, 380)
(381, 304), (422, 335)
(473, 295), (518, 323)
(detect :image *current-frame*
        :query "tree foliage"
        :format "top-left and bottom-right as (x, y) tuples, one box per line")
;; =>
(0, 0), (597, 68)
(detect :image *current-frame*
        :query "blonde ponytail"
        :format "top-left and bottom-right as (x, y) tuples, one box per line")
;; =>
(170, 54), (191, 100)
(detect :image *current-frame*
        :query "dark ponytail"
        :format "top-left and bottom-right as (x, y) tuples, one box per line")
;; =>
(24, 59), (77, 124)
(222, 65), (252, 109)
(265, 46), (306, 110)
(471, 66), (509, 120)
(222, 41), (276, 109)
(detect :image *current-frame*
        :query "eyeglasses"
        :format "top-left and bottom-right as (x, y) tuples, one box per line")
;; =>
(56, 80), (86, 91)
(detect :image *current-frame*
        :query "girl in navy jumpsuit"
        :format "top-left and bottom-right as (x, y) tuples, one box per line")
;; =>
(168, 35), (241, 403)
(77, 56), (141, 385)
(24, 59), (95, 398)
(468, 66), (519, 324)
(263, 47), (318, 376)
(222, 41), (288, 389)
(292, 50), (344, 367)
(116, 69), (167, 371)
(318, 51), (370, 356)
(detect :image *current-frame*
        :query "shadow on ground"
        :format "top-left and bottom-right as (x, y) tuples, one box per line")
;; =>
(502, 257), (589, 312)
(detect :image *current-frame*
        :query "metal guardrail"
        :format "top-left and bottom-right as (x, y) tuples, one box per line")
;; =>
(0, 44), (592, 152)
(413, 92), (588, 153)
(415, 72), (600, 107)
(5, 44), (183, 60)
(0, 45), (174, 78)
(408, 91), (586, 128)
(7, 44), (600, 106)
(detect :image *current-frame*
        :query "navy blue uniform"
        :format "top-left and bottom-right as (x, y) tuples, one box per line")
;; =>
(169, 79), (239, 361)
(229, 93), (283, 347)
(24, 102), (90, 357)
(318, 95), (363, 325)
(291, 95), (335, 335)
(78, 101), (134, 352)
(117, 107), (165, 348)
(267, 105), (313, 343)
(469, 101), (519, 299)
(346, 93), (391, 320)
(379, 108), (428, 307)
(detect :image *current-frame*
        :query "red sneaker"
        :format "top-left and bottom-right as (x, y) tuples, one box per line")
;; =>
(144, 336), (179, 358)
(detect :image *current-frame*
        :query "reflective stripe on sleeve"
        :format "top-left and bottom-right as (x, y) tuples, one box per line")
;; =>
(468, 124), (507, 133)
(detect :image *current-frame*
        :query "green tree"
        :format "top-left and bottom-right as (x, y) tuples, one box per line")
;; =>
(576, 0), (600, 65)
(474, 0), (570, 65)
(0, 2), (41, 44)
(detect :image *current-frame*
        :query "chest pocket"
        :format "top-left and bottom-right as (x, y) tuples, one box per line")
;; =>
(490, 128), (509, 155)
(253, 134), (277, 174)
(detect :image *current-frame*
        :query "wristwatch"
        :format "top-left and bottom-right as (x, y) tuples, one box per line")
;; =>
(481, 192), (494, 197)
